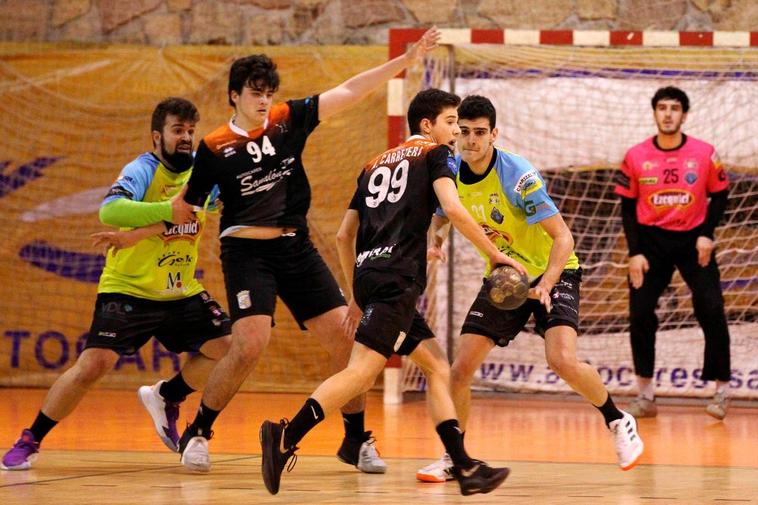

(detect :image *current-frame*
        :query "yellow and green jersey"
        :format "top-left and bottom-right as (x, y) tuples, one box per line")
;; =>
(442, 147), (580, 280)
(98, 153), (207, 300)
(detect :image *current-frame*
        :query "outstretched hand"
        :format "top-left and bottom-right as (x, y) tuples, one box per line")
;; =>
(406, 26), (441, 63)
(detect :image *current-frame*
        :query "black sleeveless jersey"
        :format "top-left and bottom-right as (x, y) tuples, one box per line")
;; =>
(185, 96), (319, 235)
(349, 136), (455, 287)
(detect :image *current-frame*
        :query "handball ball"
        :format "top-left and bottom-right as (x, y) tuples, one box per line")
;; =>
(485, 264), (529, 310)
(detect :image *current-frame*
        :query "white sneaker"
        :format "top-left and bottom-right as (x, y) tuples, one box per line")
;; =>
(609, 411), (644, 471)
(705, 391), (730, 420)
(416, 453), (454, 482)
(138, 381), (180, 452)
(180, 436), (211, 472)
(357, 438), (387, 474)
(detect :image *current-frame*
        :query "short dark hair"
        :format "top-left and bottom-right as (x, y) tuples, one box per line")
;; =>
(151, 97), (199, 134)
(228, 54), (280, 107)
(651, 86), (690, 113)
(458, 95), (496, 129)
(407, 88), (461, 135)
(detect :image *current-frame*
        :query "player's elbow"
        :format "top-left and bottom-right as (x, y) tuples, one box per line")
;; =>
(335, 228), (354, 248)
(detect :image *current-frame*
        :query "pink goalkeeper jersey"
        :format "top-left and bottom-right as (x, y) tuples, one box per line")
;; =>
(615, 135), (728, 231)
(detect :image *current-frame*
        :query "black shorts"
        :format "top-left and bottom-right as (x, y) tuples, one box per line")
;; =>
(220, 232), (346, 327)
(85, 291), (231, 355)
(353, 271), (435, 359)
(461, 269), (581, 347)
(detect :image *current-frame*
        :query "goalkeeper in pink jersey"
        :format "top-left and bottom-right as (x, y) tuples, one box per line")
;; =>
(614, 86), (731, 420)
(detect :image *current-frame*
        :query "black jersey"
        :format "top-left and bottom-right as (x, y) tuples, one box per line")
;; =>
(349, 135), (455, 286)
(184, 96), (320, 235)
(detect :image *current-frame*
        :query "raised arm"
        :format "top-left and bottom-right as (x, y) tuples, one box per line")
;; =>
(318, 27), (441, 122)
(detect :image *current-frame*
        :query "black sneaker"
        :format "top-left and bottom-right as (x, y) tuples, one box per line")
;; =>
(452, 460), (510, 496)
(259, 419), (298, 495)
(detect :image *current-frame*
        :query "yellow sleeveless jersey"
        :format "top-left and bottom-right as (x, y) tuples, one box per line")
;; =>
(98, 153), (206, 300)
(447, 147), (580, 280)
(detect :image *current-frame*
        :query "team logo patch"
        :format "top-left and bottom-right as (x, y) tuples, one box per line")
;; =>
(642, 161), (656, 171)
(685, 172), (698, 185)
(447, 157), (456, 171)
(513, 171), (542, 196)
(237, 290), (252, 310)
(490, 207), (504, 224)
(639, 176), (658, 185)
(489, 193), (500, 205)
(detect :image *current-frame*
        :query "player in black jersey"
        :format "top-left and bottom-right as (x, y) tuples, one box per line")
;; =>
(259, 89), (525, 496)
(175, 28), (442, 473)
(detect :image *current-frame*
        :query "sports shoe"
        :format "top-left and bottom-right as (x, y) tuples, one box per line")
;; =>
(416, 453), (454, 482)
(138, 381), (181, 452)
(260, 419), (298, 495)
(705, 391), (730, 420)
(609, 410), (644, 471)
(2, 429), (39, 471)
(452, 460), (510, 496)
(625, 396), (657, 418)
(336, 431), (387, 474)
(178, 425), (212, 472)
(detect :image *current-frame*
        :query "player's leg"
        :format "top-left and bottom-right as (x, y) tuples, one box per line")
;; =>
(2, 347), (120, 470)
(540, 270), (642, 470)
(281, 233), (382, 472)
(409, 331), (510, 495)
(260, 341), (387, 494)
(178, 238), (278, 471)
(177, 315), (271, 471)
(676, 248), (732, 419)
(449, 333), (495, 431)
(627, 255), (674, 417)
(139, 292), (232, 452)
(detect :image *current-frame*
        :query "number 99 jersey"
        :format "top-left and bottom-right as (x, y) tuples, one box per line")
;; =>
(349, 135), (455, 287)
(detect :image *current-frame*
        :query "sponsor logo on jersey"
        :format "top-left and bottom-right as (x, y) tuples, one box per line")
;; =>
(488, 193), (500, 205)
(642, 161), (656, 171)
(639, 176), (658, 185)
(648, 189), (694, 210)
(163, 220), (201, 240)
(514, 171), (542, 196)
(223, 146), (236, 157)
(685, 172), (698, 185)
(524, 199), (551, 217)
(481, 224), (512, 245)
(614, 171), (631, 189)
(166, 271), (183, 290)
(239, 167), (294, 196)
(157, 251), (194, 268)
(356, 245), (395, 267)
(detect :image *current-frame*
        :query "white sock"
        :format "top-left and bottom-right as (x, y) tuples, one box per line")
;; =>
(716, 381), (730, 396)
(637, 377), (655, 401)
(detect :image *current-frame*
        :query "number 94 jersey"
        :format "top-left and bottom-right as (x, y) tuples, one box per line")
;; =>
(349, 135), (455, 285)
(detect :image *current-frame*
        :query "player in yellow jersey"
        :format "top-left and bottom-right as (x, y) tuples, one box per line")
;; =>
(415, 96), (643, 482)
(2, 98), (231, 471)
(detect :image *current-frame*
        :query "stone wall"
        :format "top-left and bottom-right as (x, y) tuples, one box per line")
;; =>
(0, 0), (755, 46)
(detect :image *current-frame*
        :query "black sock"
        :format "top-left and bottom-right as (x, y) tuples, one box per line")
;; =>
(29, 411), (58, 443)
(284, 398), (324, 448)
(342, 411), (365, 441)
(436, 419), (474, 469)
(159, 373), (195, 403)
(595, 393), (624, 427)
(190, 402), (221, 438)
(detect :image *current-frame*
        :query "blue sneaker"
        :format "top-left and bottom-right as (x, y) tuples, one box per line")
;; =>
(2, 429), (39, 470)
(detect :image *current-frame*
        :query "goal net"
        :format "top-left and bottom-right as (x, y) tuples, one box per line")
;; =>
(393, 32), (758, 400)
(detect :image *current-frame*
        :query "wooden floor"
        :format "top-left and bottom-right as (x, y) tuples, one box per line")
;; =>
(1, 388), (756, 504)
